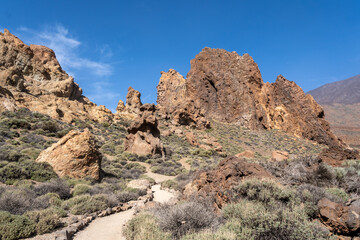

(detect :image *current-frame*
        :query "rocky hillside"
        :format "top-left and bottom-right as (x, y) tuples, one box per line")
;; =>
(157, 47), (358, 164)
(308, 75), (360, 148)
(0, 29), (113, 123)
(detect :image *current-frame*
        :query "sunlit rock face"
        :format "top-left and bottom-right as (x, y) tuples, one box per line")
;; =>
(0, 29), (113, 123)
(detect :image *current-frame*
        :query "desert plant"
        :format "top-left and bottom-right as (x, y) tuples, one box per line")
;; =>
(0, 211), (35, 240)
(222, 200), (329, 240)
(124, 213), (171, 240)
(26, 207), (66, 234)
(152, 199), (221, 239)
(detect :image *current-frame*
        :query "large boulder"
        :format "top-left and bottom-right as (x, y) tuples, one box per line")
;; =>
(0, 29), (113, 123)
(124, 104), (163, 156)
(36, 129), (102, 180)
(183, 156), (273, 209)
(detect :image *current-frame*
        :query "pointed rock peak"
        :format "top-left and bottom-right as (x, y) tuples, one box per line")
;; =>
(116, 99), (125, 113)
(125, 86), (142, 113)
(157, 69), (186, 108)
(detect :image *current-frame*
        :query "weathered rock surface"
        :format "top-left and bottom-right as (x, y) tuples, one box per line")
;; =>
(157, 47), (356, 162)
(36, 129), (102, 180)
(124, 104), (163, 156)
(235, 150), (255, 159)
(0, 29), (113, 122)
(183, 156), (273, 209)
(318, 198), (360, 235)
(271, 150), (289, 161)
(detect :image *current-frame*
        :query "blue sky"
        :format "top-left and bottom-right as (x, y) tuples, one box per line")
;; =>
(1, 0), (359, 111)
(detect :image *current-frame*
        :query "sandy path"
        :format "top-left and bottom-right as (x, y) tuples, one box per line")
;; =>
(74, 169), (176, 240)
(135, 162), (176, 183)
(152, 184), (175, 203)
(74, 209), (134, 240)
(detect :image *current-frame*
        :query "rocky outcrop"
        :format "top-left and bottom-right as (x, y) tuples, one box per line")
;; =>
(0, 29), (113, 123)
(36, 129), (102, 180)
(183, 156), (273, 209)
(271, 150), (289, 161)
(123, 104), (163, 156)
(235, 150), (255, 159)
(318, 198), (360, 236)
(157, 47), (354, 162)
(115, 87), (143, 119)
(124, 87), (142, 114)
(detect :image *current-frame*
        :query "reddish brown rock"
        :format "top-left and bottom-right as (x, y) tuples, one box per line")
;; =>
(125, 87), (142, 114)
(183, 156), (273, 209)
(0, 29), (113, 123)
(124, 104), (163, 156)
(185, 132), (199, 146)
(317, 198), (360, 235)
(271, 150), (289, 161)
(157, 47), (354, 163)
(36, 129), (102, 180)
(235, 150), (255, 159)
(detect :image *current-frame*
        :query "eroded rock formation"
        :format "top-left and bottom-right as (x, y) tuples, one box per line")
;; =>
(36, 129), (102, 180)
(124, 104), (163, 156)
(183, 156), (273, 209)
(157, 47), (357, 162)
(115, 87), (143, 119)
(0, 29), (113, 122)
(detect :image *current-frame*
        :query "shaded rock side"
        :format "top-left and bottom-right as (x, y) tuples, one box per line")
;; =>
(36, 129), (102, 180)
(183, 155), (273, 209)
(156, 47), (348, 152)
(124, 104), (163, 156)
(0, 29), (113, 122)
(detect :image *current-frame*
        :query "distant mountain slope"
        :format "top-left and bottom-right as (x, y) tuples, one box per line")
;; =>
(308, 74), (360, 104)
(308, 75), (360, 148)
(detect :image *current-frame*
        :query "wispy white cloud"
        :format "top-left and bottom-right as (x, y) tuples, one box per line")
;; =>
(17, 25), (112, 77)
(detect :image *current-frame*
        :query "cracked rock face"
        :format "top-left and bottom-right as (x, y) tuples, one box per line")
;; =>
(156, 47), (345, 150)
(124, 104), (163, 156)
(0, 29), (113, 123)
(36, 129), (102, 180)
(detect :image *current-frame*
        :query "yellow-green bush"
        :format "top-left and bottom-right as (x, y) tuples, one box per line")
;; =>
(124, 213), (171, 240)
(0, 211), (35, 240)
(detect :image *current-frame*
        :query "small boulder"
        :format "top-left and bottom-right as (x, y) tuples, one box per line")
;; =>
(185, 132), (199, 146)
(318, 198), (360, 235)
(271, 150), (289, 161)
(127, 179), (151, 190)
(235, 150), (255, 159)
(36, 129), (102, 180)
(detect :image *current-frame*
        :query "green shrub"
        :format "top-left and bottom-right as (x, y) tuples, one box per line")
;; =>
(182, 229), (237, 240)
(222, 200), (329, 240)
(229, 178), (297, 207)
(72, 184), (92, 196)
(326, 187), (349, 202)
(62, 194), (108, 215)
(153, 199), (220, 239)
(124, 213), (171, 240)
(161, 180), (178, 190)
(26, 207), (66, 234)
(0, 211), (35, 240)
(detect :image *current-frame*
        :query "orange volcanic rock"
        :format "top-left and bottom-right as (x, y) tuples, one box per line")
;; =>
(124, 104), (163, 156)
(0, 29), (113, 123)
(36, 129), (102, 180)
(157, 47), (357, 163)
